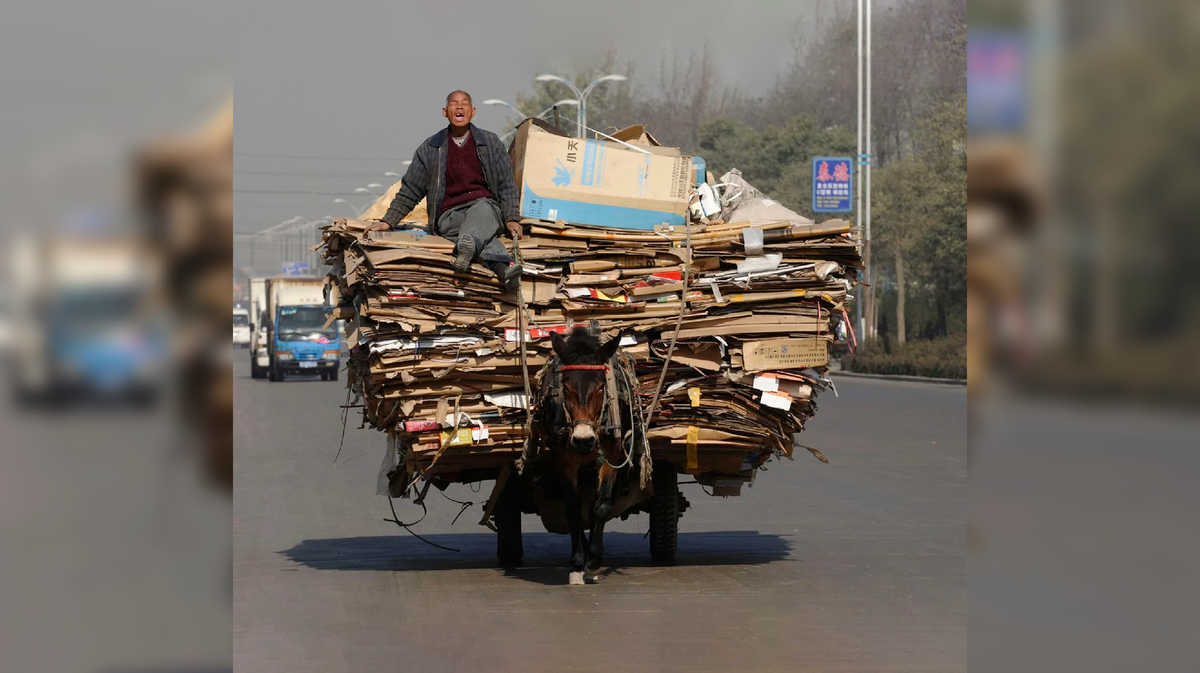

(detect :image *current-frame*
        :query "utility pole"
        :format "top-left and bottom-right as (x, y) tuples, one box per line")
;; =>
(865, 0), (874, 340)
(856, 0), (865, 341)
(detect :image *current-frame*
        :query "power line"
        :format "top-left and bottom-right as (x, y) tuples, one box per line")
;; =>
(234, 169), (395, 177)
(235, 188), (366, 196)
(235, 152), (402, 161)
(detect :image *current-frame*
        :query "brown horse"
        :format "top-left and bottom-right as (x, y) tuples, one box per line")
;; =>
(537, 326), (651, 584)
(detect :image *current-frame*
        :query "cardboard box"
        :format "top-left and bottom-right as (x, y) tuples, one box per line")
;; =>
(741, 338), (830, 372)
(509, 119), (691, 230)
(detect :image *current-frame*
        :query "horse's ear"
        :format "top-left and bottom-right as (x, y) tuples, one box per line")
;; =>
(551, 331), (568, 360)
(597, 334), (622, 363)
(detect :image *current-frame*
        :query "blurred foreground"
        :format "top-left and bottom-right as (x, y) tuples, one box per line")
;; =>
(0, 4), (231, 671)
(970, 1), (1200, 671)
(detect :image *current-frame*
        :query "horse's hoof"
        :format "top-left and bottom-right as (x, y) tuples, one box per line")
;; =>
(568, 571), (585, 585)
(585, 569), (601, 583)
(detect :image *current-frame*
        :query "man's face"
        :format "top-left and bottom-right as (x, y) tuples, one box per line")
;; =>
(443, 93), (475, 130)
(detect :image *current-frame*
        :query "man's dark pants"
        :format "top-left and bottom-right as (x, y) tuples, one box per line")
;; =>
(435, 198), (512, 275)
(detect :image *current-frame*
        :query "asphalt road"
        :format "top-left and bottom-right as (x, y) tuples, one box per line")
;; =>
(233, 354), (966, 673)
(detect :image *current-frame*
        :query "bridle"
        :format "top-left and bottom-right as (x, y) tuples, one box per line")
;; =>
(556, 362), (634, 469)
(557, 364), (610, 433)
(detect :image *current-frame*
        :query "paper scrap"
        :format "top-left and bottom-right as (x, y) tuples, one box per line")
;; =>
(759, 390), (793, 410)
(439, 428), (473, 447)
(752, 375), (780, 392)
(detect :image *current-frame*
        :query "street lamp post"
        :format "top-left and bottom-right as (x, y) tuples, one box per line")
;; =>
(534, 74), (626, 138)
(487, 99), (580, 141)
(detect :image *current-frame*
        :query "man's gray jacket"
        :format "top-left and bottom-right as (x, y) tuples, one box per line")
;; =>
(380, 124), (520, 228)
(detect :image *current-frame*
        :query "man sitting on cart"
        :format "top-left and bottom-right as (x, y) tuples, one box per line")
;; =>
(365, 90), (524, 293)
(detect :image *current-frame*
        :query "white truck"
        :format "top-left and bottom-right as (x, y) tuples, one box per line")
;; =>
(249, 277), (340, 382)
(233, 307), (251, 347)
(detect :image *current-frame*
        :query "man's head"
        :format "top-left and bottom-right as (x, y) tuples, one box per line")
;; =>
(443, 90), (475, 131)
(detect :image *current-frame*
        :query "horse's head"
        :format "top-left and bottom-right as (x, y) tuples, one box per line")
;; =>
(551, 327), (622, 456)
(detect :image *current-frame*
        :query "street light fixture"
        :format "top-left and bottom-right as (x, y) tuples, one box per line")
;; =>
(333, 198), (365, 217)
(483, 99), (523, 115)
(535, 73), (626, 138)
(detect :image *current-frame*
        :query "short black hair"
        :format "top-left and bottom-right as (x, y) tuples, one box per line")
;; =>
(445, 90), (472, 106)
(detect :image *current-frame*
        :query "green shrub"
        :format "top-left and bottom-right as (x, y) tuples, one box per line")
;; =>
(841, 334), (967, 380)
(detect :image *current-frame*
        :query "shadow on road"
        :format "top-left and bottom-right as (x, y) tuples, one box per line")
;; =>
(279, 531), (793, 582)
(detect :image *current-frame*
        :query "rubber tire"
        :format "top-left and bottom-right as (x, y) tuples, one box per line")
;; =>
(328, 367), (339, 382)
(495, 475), (524, 564)
(319, 371), (329, 381)
(268, 362), (280, 382)
(250, 353), (263, 379)
(649, 463), (678, 563)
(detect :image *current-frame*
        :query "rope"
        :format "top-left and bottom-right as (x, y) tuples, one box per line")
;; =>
(512, 237), (535, 473)
(642, 224), (693, 428)
(384, 496), (461, 552)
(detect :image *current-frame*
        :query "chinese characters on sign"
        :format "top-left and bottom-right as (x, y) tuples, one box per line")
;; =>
(811, 156), (853, 213)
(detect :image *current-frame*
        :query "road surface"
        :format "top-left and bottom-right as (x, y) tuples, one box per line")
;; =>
(233, 354), (966, 672)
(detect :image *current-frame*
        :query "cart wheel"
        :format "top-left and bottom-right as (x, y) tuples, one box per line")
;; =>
(495, 475), (523, 564)
(649, 462), (678, 563)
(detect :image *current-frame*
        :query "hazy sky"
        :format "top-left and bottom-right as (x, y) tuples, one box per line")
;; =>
(0, 0), (856, 235)
(233, 0), (834, 232)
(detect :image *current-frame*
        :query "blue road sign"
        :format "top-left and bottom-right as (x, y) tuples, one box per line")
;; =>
(812, 157), (853, 213)
(281, 261), (310, 277)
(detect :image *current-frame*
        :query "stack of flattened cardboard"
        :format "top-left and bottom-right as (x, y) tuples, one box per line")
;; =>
(321, 204), (859, 494)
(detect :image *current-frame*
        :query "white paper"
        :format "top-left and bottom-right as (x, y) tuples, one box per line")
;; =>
(482, 388), (530, 410)
(706, 277), (724, 303)
(736, 253), (783, 274)
(471, 426), (490, 441)
(752, 375), (779, 392)
(760, 390), (792, 410)
(619, 336), (638, 346)
(697, 183), (720, 217)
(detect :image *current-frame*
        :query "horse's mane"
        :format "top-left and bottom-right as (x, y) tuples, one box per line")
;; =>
(558, 326), (602, 365)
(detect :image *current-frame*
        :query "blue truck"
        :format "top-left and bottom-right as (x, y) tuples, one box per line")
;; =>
(7, 236), (166, 404)
(249, 277), (341, 382)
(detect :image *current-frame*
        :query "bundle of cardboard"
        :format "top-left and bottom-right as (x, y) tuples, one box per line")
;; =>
(321, 120), (860, 496)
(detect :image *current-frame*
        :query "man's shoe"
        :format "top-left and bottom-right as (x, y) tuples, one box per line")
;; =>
(453, 238), (476, 273)
(502, 264), (523, 293)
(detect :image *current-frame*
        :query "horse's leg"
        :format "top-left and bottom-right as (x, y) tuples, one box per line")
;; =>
(586, 463), (617, 579)
(565, 481), (587, 585)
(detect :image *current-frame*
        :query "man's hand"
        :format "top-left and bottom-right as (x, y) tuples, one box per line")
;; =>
(505, 221), (522, 239)
(364, 220), (391, 232)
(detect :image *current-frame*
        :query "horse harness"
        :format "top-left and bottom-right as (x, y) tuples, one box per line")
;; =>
(541, 356), (637, 470)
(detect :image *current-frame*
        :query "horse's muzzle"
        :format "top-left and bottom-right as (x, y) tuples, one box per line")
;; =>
(571, 422), (597, 455)
(572, 436), (596, 455)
